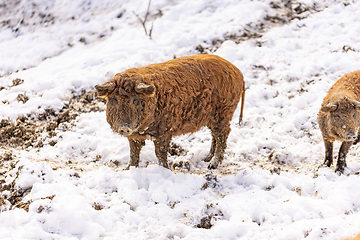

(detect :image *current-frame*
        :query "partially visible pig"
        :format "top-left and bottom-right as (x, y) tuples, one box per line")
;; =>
(318, 70), (360, 173)
(95, 54), (245, 170)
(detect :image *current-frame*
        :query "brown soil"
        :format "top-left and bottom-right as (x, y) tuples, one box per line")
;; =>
(195, 1), (323, 54)
(0, 90), (103, 150)
(0, 88), (105, 211)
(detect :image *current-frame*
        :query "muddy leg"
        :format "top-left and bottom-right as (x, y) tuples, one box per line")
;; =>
(126, 138), (146, 170)
(335, 141), (352, 174)
(208, 123), (230, 170)
(323, 140), (333, 167)
(154, 138), (170, 169)
(204, 133), (216, 163)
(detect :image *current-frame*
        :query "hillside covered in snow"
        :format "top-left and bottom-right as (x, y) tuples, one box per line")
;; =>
(1, 0), (360, 239)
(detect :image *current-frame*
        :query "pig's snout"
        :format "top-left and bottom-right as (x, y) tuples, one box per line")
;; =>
(118, 124), (133, 136)
(345, 131), (357, 142)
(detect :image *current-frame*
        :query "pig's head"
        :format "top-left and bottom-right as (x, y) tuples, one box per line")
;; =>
(321, 97), (360, 141)
(95, 73), (156, 136)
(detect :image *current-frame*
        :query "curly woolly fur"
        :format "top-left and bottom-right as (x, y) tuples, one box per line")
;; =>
(318, 70), (360, 173)
(96, 54), (245, 170)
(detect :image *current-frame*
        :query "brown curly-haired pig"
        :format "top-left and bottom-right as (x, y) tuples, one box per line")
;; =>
(95, 54), (245, 170)
(318, 70), (360, 173)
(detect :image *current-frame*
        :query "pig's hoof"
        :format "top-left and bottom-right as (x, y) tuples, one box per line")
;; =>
(323, 159), (332, 167)
(207, 160), (219, 170)
(208, 164), (215, 170)
(124, 164), (138, 170)
(335, 165), (345, 174)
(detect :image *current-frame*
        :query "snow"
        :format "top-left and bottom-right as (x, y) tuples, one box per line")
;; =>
(1, 0), (360, 239)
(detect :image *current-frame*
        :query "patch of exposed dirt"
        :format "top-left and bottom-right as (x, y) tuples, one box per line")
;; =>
(0, 164), (31, 212)
(0, 117), (38, 148)
(172, 160), (191, 172)
(92, 202), (104, 211)
(196, 203), (224, 229)
(0, 89), (104, 150)
(0, 161), (56, 212)
(195, 0), (325, 53)
(169, 143), (186, 156)
(0, 89), (105, 211)
(0, 78), (25, 93)
(201, 173), (219, 190)
(0, 0), (56, 34)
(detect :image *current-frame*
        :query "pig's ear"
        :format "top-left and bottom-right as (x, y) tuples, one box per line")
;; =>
(321, 103), (337, 112)
(95, 82), (116, 98)
(349, 99), (360, 109)
(135, 83), (155, 97)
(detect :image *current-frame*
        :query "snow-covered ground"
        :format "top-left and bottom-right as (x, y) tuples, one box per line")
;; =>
(1, 0), (360, 239)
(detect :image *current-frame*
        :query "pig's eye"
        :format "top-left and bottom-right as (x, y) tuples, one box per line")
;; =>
(109, 97), (118, 104)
